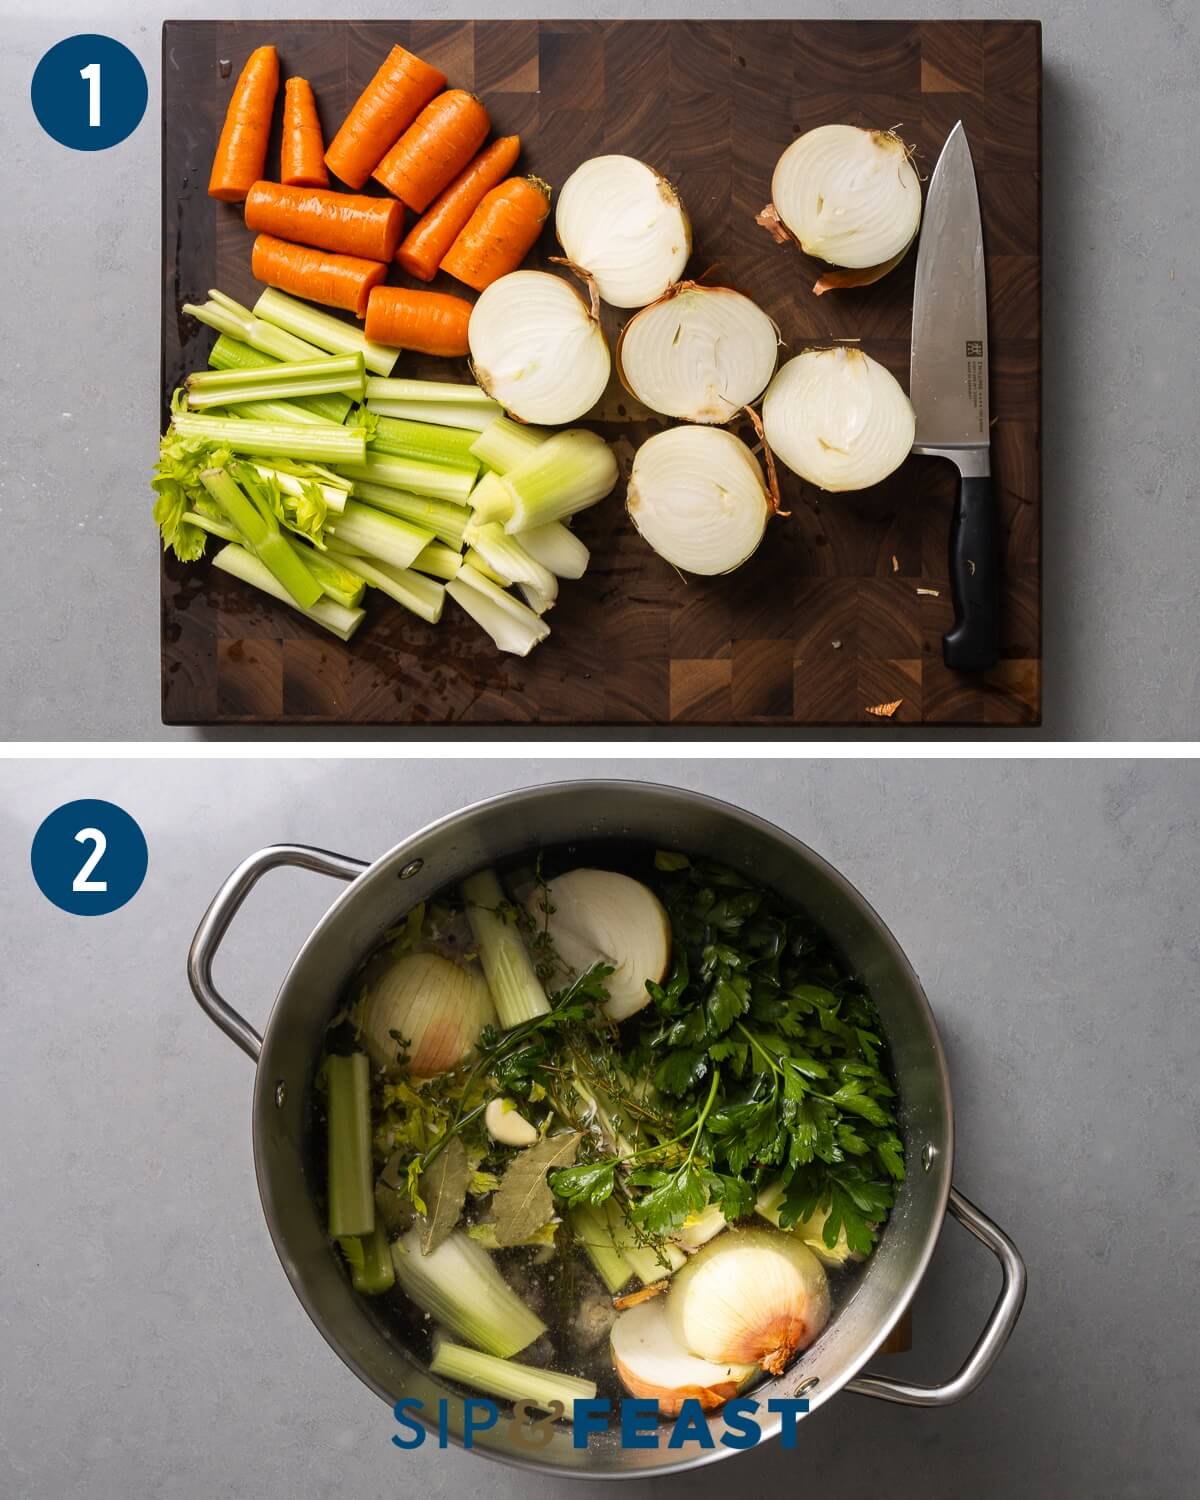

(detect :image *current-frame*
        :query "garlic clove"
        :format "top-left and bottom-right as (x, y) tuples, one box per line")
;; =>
(485, 1096), (539, 1147)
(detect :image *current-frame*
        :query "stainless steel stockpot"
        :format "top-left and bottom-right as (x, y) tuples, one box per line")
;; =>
(189, 781), (1025, 1479)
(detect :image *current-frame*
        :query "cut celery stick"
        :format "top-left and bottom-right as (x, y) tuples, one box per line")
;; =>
(208, 335), (353, 423)
(470, 414), (550, 474)
(224, 397), (339, 427)
(212, 544), (365, 641)
(253, 287), (398, 377)
(347, 481), (469, 549)
(430, 1335), (597, 1416)
(365, 377), (495, 405)
(334, 452), (475, 506)
(326, 502), (433, 572)
(182, 509), (238, 544)
(448, 566), (551, 657)
(201, 466), (322, 608)
(327, 1053), (375, 1239)
(368, 398), (499, 431)
(248, 462), (349, 515)
(339, 1218), (396, 1296)
(463, 549), (510, 587)
(514, 521), (590, 580)
(466, 471), (514, 526)
(463, 521), (557, 613)
(390, 1228), (545, 1357)
(572, 1205), (634, 1294)
(185, 290), (323, 363)
(170, 411), (366, 464)
(502, 430), (619, 533)
(461, 867), (551, 1026)
(325, 547), (444, 624)
(186, 352), (366, 409)
(368, 412), (481, 471)
(287, 540), (367, 609)
(411, 541), (464, 581)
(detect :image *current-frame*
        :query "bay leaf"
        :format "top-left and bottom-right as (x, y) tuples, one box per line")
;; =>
(490, 1131), (582, 1248)
(420, 1135), (470, 1253)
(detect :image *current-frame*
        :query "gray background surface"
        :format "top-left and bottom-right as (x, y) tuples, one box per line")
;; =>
(1, 757), (1196, 1497)
(1, 0), (1199, 740)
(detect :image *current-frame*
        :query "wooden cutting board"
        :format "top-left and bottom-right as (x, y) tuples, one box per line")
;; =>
(161, 19), (1041, 727)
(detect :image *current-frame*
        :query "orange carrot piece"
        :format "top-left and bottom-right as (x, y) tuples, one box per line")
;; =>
(324, 45), (446, 190)
(441, 176), (551, 292)
(209, 45), (280, 203)
(245, 181), (404, 263)
(372, 91), (491, 213)
(396, 135), (522, 280)
(280, 77), (330, 188)
(364, 287), (472, 356)
(251, 234), (387, 319)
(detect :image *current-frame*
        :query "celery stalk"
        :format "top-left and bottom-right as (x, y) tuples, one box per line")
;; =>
(365, 377), (496, 406)
(325, 547), (444, 624)
(466, 471), (514, 526)
(572, 1205), (634, 1294)
(502, 430), (619, 533)
(248, 462), (349, 515)
(224, 397), (339, 428)
(209, 335), (353, 423)
(390, 1228), (545, 1357)
(463, 521), (557, 614)
(327, 1053), (375, 1239)
(348, 481), (469, 549)
(367, 412), (481, 470)
(211, 544), (365, 640)
(514, 522), (590, 581)
(470, 414), (549, 474)
(461, 868), (550, 1026)
(327, 502), (434, 572)
(335, 452), (475, 506)
(182, 509), (238, 544)
(368, 398), (499, 431)
(186, 352), (366, 409)
(338, 1220), (396, 1296)
(447, 565), (550, 656)
(599, 1200), (687, 1284)
(463, 549), (510, 587)
(430, 1335), (597, 1416)
(287, 541), (367, 608)
(411, 542), (464, 581)
(253, 287), (398, 377)
(170, 411), (366, 464)
(184, 290), (323, 363)
(200, 467), (322, 608)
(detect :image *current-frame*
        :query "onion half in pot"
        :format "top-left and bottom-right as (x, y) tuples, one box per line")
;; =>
(555, 155), (691, 309)
(611, 1297), (756, 1416)
(667, 1227), (831, 1375)
(357, 951), (496, 1076)
(467, 270), (611, 425)
(627, 426), (772, 576)
(617, 283), (779, 423)
(762, 347), (915, 492)
(758, 125), (921, 294)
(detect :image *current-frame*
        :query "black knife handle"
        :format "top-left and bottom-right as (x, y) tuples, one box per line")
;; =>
(944, 472), (1001, 673)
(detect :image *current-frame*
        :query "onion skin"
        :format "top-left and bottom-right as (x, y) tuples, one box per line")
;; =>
(612, 1350), (743, 1417)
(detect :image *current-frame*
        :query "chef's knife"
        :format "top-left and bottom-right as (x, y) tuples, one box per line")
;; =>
(910, 121), (999, 673)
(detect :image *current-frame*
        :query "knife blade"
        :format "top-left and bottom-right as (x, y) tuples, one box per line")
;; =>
(910, 121), (1000, 673)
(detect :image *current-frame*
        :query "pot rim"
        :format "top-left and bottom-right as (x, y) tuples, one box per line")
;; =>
(250, 779), (954, 1479)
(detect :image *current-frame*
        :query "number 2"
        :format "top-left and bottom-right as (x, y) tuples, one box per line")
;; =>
(80, 61), (101, 127)
(73, 828), (108, 892)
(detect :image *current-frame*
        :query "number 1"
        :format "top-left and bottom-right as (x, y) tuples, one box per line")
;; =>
(73, 828), (108, 892)
(80, 62), (101, 127)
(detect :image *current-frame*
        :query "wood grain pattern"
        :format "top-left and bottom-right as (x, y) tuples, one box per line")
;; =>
(161, 19), (1042, 726)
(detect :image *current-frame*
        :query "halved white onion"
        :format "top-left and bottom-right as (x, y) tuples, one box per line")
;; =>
(617, 284), (779, 423)
(627, 426), (771, 575)
(667, 1227), (831, 1375)
(556, 155), (691, 309)
(468, 270), (611, 425)
(611, 1297), (756, 1417)
(357, 951), (496, 1076)
(672, 1202), (728, 1252)
(527, 868), (670, 1022)
(762, 347), (914, 492)
(761, 125), (921, 290)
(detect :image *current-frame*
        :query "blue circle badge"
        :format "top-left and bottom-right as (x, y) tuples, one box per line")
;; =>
(31, 34), (148, 151)
(31, 800), (149, 916)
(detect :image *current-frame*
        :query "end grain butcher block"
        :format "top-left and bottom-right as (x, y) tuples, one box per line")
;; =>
(161, 19), (1041, 727)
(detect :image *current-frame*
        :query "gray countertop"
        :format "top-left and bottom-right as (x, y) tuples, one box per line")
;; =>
(2, 757), (1197, 1496)
(1, 0), (1199, 740)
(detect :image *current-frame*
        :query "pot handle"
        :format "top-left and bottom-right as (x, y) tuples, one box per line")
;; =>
(188, 843), (367, 1064)
(845, 1186), (1027, 1407)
